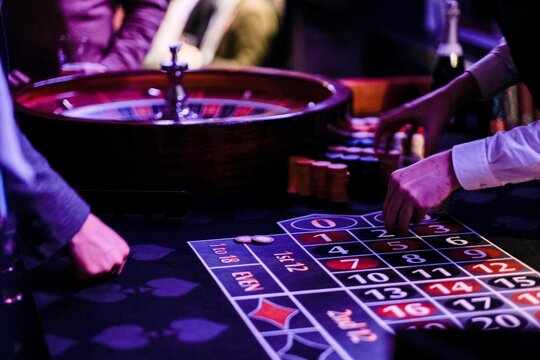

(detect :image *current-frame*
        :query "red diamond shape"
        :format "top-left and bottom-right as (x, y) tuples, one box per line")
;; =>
(249, 298), (298, 329)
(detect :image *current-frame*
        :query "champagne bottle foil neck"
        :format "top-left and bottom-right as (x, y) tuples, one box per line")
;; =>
(437, 43), (463, 57)
(444, 0), (460, 18)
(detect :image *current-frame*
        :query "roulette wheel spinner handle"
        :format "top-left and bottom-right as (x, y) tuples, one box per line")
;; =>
(160, 43), (190, 121)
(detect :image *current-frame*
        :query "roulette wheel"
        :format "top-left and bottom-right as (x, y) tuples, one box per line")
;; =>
(14, 67), (351, 198)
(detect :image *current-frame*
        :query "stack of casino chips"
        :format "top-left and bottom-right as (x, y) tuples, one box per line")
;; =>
(287, 155), (305, 194)
(296, 158), (314, 196)
(326, 163), (349, 203)
(311, 160), (331, 199)
(287, 117), (425, 201)
(323, 116), (427, 198)
(288, 156), (350, 203)
(323, 145), (401, 198)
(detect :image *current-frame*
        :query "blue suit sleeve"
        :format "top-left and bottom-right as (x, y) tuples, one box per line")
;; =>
(6, 130), (90, 269)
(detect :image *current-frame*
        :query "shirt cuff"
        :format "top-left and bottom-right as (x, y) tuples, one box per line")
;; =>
(452, 139), (500, 190)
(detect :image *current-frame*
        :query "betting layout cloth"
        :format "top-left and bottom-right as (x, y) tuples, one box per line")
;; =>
(189, 211), (540, 360)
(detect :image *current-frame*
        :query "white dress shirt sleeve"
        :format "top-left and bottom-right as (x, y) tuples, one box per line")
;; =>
(452, 120), (540, 190)
(467, 38), (521, 100)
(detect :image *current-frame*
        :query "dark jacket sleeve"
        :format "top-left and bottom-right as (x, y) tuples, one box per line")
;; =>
(6, 131), (90, 269)
(100, 0), (167, 70)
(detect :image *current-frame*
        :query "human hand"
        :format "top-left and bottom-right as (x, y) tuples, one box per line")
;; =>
(79, 62), (108, 75)
(374, 88), (455, 157)
(68, 213), (130, 281)
(375, 72), (481, 157)
(60, 62), (108, 76)
(8, 69), (31, 89)
(382, 150), (461, 235)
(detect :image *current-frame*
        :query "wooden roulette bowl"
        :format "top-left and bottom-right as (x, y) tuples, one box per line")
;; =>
(14, 67), (351, 198)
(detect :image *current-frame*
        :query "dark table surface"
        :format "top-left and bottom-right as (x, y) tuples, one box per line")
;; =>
(28, 177), (540, 360)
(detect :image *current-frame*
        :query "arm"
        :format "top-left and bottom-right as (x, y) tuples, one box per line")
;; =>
(467, 39), (520, 100)
(8, 133), (129, 279)
(375, 40), (519, 156)
(1, 64), (87, 251)
(453, 120), (540, 189)
(100, 0), (167, 70)
(375, 71), (482, 156)
(1, 65), (128, 277)
(383, 120), (540, 234)
(8, 133), (91, 267)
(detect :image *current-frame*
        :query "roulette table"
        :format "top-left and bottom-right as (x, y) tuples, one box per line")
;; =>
(27, 182), (540, 360)
(9, 72), (540, 359)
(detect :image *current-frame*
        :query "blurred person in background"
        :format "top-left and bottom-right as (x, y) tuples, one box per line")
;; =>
(143, 0), (282, 69)
(1, 0), (166, 84)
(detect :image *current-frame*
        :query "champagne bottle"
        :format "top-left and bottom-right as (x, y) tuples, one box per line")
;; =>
(431, 0), (464, 90)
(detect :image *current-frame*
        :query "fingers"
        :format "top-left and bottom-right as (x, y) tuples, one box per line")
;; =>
(110, 256), (127, 275)
(103, 242), (129, 277)
(382, 179), (402, 233)
(383, 190), (413, 235)
(8, 69), (31, 88)
(398, 201), (414, 236)
(375, 114), (420, 155)
(80, 62), (108, 75)
(383, 196), (400, 234)
(376, 126), (406, 154)
(382, 190), (395, 228)
(373, 124), (387, 151)
(384, 129), (397, 154)
(374, 110), (401, 151)
(413, 208), (427, 224)
(403, 124), (419, 156)
(383, 171), (420, 235)
(72, 252), (128, 281)
(383, 190), (416, 236)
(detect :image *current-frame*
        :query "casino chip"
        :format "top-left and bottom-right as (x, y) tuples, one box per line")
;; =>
(252, 235), (275, 244)
(234, 235), (253, 244)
